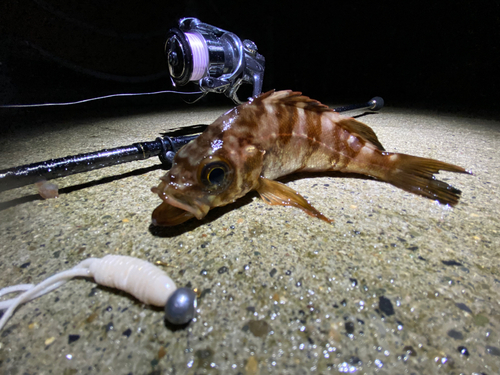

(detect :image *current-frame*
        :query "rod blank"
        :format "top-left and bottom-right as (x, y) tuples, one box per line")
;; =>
(0, 97), (383, 193)
(0, 134), (198, 192)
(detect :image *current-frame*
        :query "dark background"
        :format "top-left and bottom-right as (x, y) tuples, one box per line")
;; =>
(0, 1), (499, 119)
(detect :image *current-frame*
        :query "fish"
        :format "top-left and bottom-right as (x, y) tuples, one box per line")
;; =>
(151, 90), (470, 226)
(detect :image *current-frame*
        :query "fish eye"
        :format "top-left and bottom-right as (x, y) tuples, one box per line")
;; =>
(206, 165), (225, 185)
(199, 158), (233, 192)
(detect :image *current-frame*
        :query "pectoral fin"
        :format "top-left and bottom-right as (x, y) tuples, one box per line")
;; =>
(257, 178), (333, 223)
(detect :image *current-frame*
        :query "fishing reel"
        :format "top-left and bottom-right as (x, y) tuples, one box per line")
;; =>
(165, 18), (265, 104)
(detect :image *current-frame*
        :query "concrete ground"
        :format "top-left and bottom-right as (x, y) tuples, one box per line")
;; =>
(0, 100), (499, 375)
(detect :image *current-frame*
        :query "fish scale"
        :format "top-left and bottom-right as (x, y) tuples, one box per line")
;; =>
(151, 90), (471, 226)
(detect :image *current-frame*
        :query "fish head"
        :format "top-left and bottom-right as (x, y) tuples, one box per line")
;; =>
(151, 121), (265, 226)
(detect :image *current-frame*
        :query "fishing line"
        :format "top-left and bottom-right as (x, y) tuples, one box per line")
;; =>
(0, 90), (204, 108)
(184, 32), (209, 81)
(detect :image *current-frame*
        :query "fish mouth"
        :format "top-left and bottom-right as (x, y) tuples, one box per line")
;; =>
(151, 187), (210, 226)
(163, 194), (209, 220)
(152, 201), (195, 226)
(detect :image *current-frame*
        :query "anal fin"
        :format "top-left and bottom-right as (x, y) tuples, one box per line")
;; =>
(257, 178), (333, 223)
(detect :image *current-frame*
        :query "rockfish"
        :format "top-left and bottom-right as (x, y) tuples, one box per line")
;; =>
(151, 90), (469, 226)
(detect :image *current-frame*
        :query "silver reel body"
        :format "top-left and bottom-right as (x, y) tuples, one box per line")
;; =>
(165, 18), (265, 104)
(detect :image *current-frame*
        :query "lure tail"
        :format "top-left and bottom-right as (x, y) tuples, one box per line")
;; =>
(379, 153), (471, 206)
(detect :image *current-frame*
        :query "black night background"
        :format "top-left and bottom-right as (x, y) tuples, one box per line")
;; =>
(0, 1), (499, 122)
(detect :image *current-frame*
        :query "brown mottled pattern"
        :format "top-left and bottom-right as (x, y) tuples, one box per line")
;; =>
(159, 90), (386, 208)
(242, 92), (376, 180)
(152, 89), (468, 225)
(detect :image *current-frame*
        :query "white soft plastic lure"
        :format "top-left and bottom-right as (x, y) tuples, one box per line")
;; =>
(0, 255), (177, 331)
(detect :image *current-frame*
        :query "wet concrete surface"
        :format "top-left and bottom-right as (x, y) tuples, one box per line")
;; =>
(0, 102), (499, 374)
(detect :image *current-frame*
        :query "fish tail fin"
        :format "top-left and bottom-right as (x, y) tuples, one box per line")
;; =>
(379, 153), (471, 206)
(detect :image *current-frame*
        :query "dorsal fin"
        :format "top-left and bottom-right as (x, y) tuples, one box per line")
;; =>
(336, 118), (385, 151)
(251, 90), (385, 151)
(253, 90), (331, 112)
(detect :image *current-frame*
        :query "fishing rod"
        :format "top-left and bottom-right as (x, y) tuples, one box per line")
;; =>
(0, 17), (264, 193)
(333, 96), (384, 113)
(0, 98), (383, 193)
(0, 16), (384, 193)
